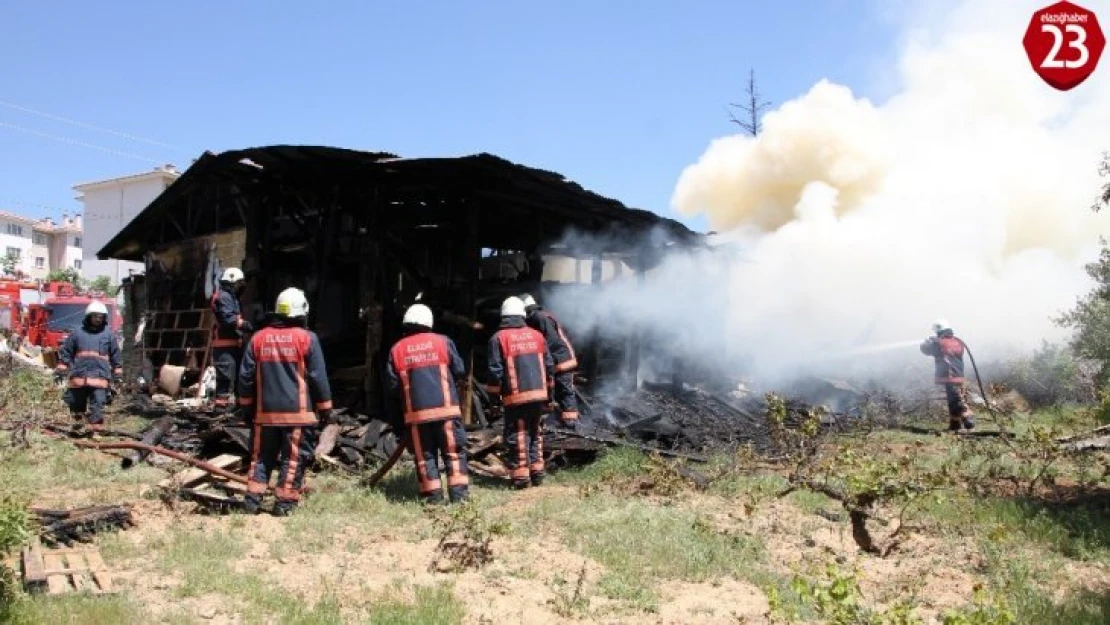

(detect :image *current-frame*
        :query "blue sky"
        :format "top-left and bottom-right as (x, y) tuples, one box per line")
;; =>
(0, 1), (903, 233)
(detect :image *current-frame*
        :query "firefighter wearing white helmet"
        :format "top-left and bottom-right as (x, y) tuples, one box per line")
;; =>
(519, 293), (580, 426)
(210, 266), (252, 411)
(275, 287), (310, 318)
(238, 286), (332, 515)
(384, 302), (471, 504)
(402, 303), (434, 328)
(488, 296), (555, 489)
(221, 267), (245, 283)
(920, 318), (974, 432)
(54, 300), (122, 430)
(85, 301), (109, 319)
(500, 296), (526, 318)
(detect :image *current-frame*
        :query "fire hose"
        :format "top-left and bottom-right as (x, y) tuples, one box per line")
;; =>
(956, 337), (998, 415)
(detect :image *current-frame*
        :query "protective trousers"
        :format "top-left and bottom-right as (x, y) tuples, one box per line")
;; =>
(553, 371), (579, 422)
(64, 387), (108, 424)
(212, 346), (241, 408)
(245, 424), (318, 512)
(411, 417), (469, 503)
(504, 403), (546, 487)
(944, 383), (975, 430)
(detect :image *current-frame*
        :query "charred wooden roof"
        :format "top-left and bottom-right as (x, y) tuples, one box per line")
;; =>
(97, 144), (702, 262)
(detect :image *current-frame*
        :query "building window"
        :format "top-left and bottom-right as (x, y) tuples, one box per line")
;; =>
(6, 224), (23, 236)
(5, 247), (19, 258)
(74, 236), (82, 248)
(33, 232), (47, 245)
(74, 259), (82, 270)
(35, 257), (44, 268)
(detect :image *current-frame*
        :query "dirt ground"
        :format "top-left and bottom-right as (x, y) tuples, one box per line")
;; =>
(4, 407), (1110, 624)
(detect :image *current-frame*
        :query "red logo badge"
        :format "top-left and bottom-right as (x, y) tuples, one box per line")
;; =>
(1023, 1), (1105, 90)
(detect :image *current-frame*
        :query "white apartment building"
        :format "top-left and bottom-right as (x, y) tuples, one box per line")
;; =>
(73, 164), (180, 284)
(0, 210), (83, 280)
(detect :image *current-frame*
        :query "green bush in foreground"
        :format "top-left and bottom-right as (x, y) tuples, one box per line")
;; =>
(0, 494), (32, 619)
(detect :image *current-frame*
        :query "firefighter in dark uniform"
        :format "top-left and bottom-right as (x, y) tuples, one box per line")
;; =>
(488, 296), (554, 489)
(54, 301), (122, 430)
(210, 267), (252, 411)
(238, 287), (332, 516)
(920, 318), (975, 431)
(385, 304), (471, 505)
(520, 293), (579, 426)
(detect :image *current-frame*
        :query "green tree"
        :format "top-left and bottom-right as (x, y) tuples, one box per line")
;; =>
(1057, 241), (1110, 384)
(1, 251), (19, 275)
(45, 268), (80, 284)
(85, 275), (114, 295)
(1058, 154), (1110, 384)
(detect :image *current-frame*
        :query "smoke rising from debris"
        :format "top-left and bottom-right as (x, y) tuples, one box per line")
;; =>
(550, 0), (1110, 386)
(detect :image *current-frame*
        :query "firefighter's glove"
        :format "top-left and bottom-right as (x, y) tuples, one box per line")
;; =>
(318, 409), (334, 426)
(53, 369), (66, 384)
(112, 375), (124, 386)
(240, 320), (254, 334)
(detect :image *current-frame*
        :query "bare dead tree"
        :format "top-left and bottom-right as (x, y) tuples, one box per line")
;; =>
(1093, 151), (1110, 212)
(729, 68), (772, 136)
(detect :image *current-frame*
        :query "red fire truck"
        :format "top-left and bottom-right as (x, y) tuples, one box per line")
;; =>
(23, 282), (123, 350)
(0, 278), (38, 337)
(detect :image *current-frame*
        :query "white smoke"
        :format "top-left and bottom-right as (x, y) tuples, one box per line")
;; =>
(553, 0), (1110, 386)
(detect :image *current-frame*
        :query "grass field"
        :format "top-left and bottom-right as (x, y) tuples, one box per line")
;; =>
(1, 365), (1108, 624)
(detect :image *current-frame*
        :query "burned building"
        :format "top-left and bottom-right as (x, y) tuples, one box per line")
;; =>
(98, 145), (703, 422)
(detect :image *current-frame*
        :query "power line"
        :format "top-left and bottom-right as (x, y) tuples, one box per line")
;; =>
(0, 120), (164, 165)
(0, 197), (79, 216)
(0, 99), (185, 152)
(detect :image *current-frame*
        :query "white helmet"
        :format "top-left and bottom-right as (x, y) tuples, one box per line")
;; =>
(221, 267), (245, 283)
(932, 318), (951, 334)
(275, 287), (309, 318)
(501, 296), (526, 318)
(85, 301), (108, 317)
(520, 294), (537, 308)
(403, 304), (434, 328)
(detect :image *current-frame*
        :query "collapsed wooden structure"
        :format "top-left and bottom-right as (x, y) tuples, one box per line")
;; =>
(98, 145), (703, 421)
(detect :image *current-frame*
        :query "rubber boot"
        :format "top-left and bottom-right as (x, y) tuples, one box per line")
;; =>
(531, 472), (546, 487)
(449, 487), (470, 504)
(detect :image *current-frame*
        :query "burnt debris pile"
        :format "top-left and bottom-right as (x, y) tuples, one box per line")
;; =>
(578, 380), (854, 460)
(112, 375), (853, 486)
(32, 505), (135, 547)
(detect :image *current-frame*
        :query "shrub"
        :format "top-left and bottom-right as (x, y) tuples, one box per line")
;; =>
(987, 342), (1098, 408)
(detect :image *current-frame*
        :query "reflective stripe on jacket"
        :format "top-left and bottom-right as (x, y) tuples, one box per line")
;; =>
(238, 325), (332, 426)
(58, 323), (122, 388)
(211, 286), (245, 348)
(487, 317), (553, 407)
(386, 332), (466, 425)
(920, 333), (966, 384)
(527, 308), (577, 373)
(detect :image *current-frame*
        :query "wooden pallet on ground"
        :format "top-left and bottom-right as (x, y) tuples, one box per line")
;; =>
(20, 538), (114, 595)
